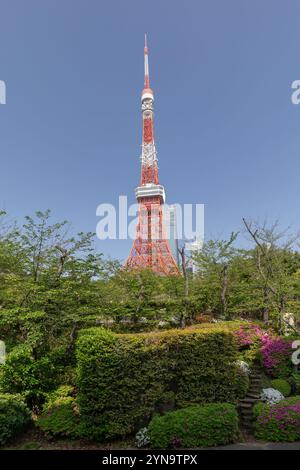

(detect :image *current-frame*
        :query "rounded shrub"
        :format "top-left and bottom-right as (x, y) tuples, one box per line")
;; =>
(148, 404), (239, 449)
(270, 379), (291, 397)
(0, 393), (31, 446)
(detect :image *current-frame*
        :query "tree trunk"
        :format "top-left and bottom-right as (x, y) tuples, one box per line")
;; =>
(178, 246), (189, 328)
(221, 265), (228, 319)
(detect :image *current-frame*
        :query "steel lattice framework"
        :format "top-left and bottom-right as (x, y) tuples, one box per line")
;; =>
(126, 36), (179, 275)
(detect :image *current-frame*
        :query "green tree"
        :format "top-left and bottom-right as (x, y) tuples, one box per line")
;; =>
(192, 233), (238, 319)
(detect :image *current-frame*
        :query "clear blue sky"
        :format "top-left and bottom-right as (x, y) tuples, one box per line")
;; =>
(0, 0), (300, 260)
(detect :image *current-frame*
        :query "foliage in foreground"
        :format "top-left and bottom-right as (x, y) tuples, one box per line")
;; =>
(0, 210), (300, 445)
(254, 397), (300, 442)
(35, 385), (79, 438)
(148, 404), (239, 448)
(0, 393), (31, 446)
(36, 398), (79, 438)
(76, 324), (239, 441)
(0, 344), (64, 407)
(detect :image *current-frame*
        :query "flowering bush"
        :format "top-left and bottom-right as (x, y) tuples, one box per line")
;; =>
(135, 427), (150, 448)
(235, 324), (294, 378)
(254, 399), (300, 442)
(260, 337), (293, 378)
(260, 388), (284, 406)
(234, 324), (266, 347)
(236, 360), (251, 375)
(281, 395), (300, 406)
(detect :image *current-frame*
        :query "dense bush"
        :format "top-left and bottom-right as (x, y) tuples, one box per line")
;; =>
(254, 397), (300, 442)
(234, 325), (294, 379)
(0, 309), (46, 350)
(42, 385), (75, 410)
(234, 323), (267, 365)
(148, 404), (239, 448)
(270, 379), (291, 397)
(76, 324), (239, 440)
(280, 395), (300, 405)
(260, 388), (284, 405)
(36, 386), (79, 438)
(0, 393), (31, 446)
(36, 397), (79, 438)
(261, 337), (293, 378)
(0, 344), (62, 406)
(234, 324), (266, 348)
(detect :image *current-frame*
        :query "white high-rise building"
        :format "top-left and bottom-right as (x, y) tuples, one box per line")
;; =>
(185, 238), (204, 273)
(164, 204), (180, 266)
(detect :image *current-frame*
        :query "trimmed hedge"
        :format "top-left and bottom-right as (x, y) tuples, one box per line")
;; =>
(270, 379), (291, 397)
(0, 393), (31, 446)
(148, 404), (239, 448)
(76, 324), (239, 440)
(254, 397), (300, 442)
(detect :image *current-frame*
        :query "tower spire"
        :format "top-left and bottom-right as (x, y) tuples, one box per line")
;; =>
(144, 33), (150, 88)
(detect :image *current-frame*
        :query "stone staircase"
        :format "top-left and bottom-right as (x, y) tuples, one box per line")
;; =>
(238, 364), (263, 434)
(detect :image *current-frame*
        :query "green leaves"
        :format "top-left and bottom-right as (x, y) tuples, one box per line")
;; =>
(148, 404), (239, 448)
(0, 393), (31, 446)
(75, 325), (239, 441)
(0, 343), (64, 406)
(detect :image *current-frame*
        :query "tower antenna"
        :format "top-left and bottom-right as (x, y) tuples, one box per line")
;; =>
(144, 33), (150, 88)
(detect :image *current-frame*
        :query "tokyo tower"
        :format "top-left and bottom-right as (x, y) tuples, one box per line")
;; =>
(126, 36), (179, 275)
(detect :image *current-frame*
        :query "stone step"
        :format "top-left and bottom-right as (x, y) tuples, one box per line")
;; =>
(240, 408), (254, 415)
(238, 367), (263, 436)
(242, 413), (254, 419)
(243, 426), (254, 432)
(239, 403), (254, 409)
(240, 397), (259, 404)
(240, 411), (254, 418)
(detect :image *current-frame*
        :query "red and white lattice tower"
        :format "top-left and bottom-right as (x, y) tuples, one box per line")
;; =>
(126, 35), (179, 275)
